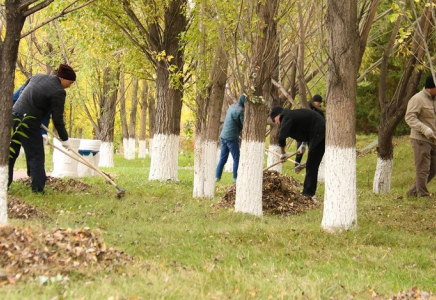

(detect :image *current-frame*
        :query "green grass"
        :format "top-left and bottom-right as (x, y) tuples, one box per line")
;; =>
(2, 136), (436, 299)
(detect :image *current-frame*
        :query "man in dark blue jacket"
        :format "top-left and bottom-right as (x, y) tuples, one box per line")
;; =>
(216, 94), (245, 183)
(9, 64), (76, 193)
(270, 107), (325, 197)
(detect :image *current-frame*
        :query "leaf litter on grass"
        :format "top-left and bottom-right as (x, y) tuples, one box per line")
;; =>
(0, 225), (132, 286)
(17, 176), (94, 193)
(214, 170), (320, 215)
(2, 176), (131, 286)
(7, 196), (49, 220)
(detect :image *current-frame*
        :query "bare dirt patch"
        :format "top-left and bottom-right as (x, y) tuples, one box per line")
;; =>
(214, 170), (320, 215)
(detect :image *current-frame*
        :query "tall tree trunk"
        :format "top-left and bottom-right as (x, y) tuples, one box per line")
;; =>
(148, 0), (187, 181)
(126, 77), (139, 160)
(267, 39), (282, 172)
(235, 0), (278, 216)
(374, 5), (433, 194)
(119, 72), (129, 158)
(0, 1), (26, 225)
(97, 66), (120, 167)
(138, 80), (148, 158)
(148, 93), (156, 155)
(193, 46), (228, 198)
(322, 0), (359, 232)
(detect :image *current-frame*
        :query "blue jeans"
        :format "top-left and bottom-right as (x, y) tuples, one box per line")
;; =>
(216, 138), (240, 181)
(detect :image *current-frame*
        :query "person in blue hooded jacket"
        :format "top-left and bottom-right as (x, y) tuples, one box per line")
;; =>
(215, 94), (245, 183)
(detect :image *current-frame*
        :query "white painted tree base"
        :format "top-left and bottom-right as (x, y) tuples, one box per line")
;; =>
(322, 146), (357, 232)
(138, 140), (147, 158)
(318, 156), (325, 182)
(373, 157), (393, 194)
(193, 137), (217, 198)
(149, 134), (179, 181)
(99, 142), (114, 167)
(235, 141), (264, 216)
(123, 138), (135, 160)
(267, 144), (282, 173)
(122, 138), (128, 159)
(0, 165), (8, 225)
(224, 153), (234, 173)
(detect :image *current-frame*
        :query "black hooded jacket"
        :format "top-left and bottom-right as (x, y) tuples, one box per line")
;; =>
(278, 108), (325, 152)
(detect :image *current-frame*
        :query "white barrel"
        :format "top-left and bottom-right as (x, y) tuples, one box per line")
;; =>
(51, 138), (81, 178)
(77, 139), (101, 177)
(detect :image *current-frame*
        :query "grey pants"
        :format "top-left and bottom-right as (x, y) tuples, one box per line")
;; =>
(407, 138), (436, 197)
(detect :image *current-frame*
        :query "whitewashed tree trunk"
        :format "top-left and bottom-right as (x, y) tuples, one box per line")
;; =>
(149, 134), (179, 181)
(323, 0), (361, 232)
(235, 0), (277, 217)
(373, 157), (393, 194)
(193, 137), (217, 197)
(125, 137), (135, 160)
(148, 139), (153, 158)
(0, 167), (7, 225)
(235, 141), (264, 216)
(322, 147), (357, 232)
(122, 137), (128, 159)
(318, 156), (325, 182)
(99, 142), (114, 167)
(138, 140), (147, 158)
(267, 144), (282, 173)
(224, 155), (234, 173)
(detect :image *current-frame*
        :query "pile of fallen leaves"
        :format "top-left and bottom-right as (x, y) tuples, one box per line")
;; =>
(0, 225), (132, 285)
(18, 176), (94, 193)
(214, 170), (319, 215)
(7, 196), (49, 220)
(371, 286), (436, 300)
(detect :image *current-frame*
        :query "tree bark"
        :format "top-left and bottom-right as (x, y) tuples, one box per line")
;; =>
(235, 0), (278, 216)
(0, 1), (27, 225)
(193, 45), (228, 198)
(126, 77), (138, 160)
(138, 80), (148, 158)
(374, 5), (433, 194)
(97, 66), (120, 167)
(148, 0), (187, 181)
(322, 0), (360, 232)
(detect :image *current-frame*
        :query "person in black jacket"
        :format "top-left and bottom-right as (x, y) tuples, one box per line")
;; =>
(9, 64), (76, 193)
(294, 94), (325, 173)
(270, 107), (325, 197)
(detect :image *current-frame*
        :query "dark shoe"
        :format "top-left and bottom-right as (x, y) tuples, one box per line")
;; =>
(294, 163), (306, 174)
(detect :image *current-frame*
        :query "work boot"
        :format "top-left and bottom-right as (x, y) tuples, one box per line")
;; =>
(294, 163), (306, 174)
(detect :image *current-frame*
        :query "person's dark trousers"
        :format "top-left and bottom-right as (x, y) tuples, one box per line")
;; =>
(215, 138), (240, 181)
(9, 115), (46, 192)
(407, 138), (436, 197)
(295, 140), (303, 165)
(302, 140), (325, 196)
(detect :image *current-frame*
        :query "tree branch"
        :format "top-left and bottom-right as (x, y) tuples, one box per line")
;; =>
(21, 0), (97, 37)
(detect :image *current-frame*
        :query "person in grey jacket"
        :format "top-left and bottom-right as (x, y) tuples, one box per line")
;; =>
(405, 74), (436, 197)
(215, 94), (245, 183)
(9, 64), (76, 193)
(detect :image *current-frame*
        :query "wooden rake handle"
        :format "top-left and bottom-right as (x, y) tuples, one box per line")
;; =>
(263, 150), (298, 171)
(41, 124), (126, 196)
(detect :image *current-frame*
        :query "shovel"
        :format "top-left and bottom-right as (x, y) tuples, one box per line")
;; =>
(42, 124), (126, 198)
